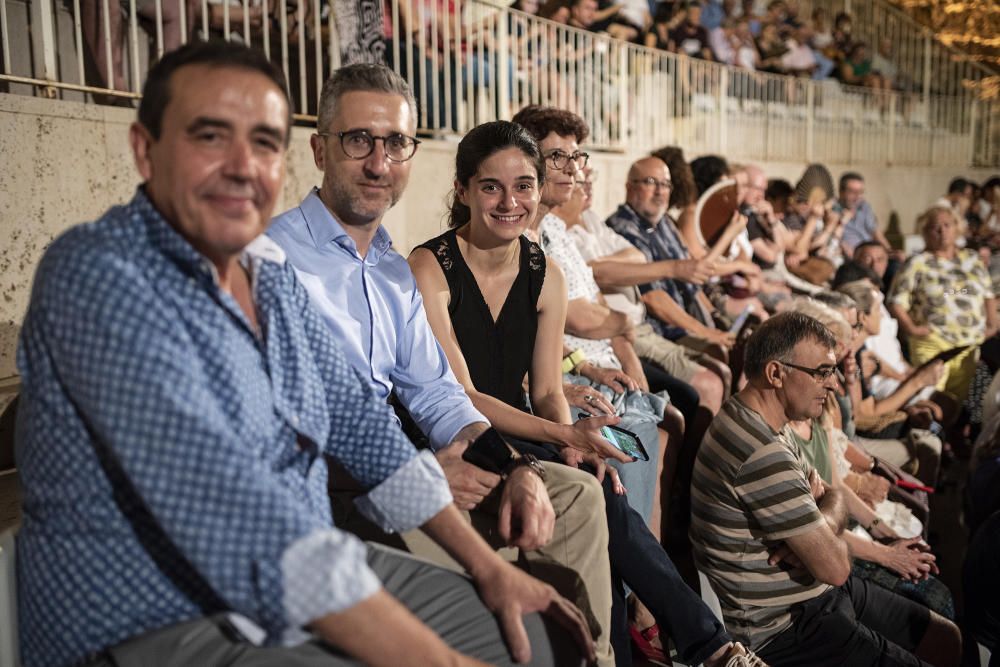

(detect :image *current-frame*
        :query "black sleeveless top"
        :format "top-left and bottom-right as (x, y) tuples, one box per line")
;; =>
(419, 228), (546, 412)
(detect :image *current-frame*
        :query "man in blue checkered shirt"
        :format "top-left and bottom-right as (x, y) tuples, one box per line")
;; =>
(14, 42), (591, 667)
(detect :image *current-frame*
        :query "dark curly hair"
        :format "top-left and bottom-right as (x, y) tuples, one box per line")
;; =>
(690, 155), (730, 197)
(511, 105), (590, 144)
(447, 121), (546, 228)
(650, 145), (698, 208)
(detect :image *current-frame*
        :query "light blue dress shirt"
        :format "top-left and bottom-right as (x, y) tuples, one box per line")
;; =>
(268, 188), (487, 449)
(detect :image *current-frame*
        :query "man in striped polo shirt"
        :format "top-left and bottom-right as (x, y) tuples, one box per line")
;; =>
(690, 312), (961, 666)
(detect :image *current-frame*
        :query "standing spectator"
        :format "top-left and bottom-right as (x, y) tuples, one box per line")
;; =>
(889, 206), (999, 401)
(836, 172), (891, 257)
(669, 2), (714, 60)
(697, 0), (725, 31)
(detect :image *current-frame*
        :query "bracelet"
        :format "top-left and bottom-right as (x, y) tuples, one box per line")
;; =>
(867, 517), (881, 532)
(561, 349), (587, 375)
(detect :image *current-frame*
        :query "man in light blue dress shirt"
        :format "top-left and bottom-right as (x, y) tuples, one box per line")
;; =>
(268, 64), (618, 666)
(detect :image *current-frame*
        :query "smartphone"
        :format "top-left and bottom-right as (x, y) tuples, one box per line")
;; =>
(578, 417), (649, 461)
(462, 427), (514, 475)
(929, 345), (972, 364)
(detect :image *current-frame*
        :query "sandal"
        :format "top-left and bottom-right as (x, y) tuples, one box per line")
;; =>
(629, 622), (671, 665)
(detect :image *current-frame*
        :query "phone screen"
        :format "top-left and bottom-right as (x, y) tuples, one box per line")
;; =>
(599, 426), (648, 460)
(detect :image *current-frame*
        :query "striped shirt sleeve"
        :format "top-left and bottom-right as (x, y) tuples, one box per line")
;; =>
(734, 441), (825, 542)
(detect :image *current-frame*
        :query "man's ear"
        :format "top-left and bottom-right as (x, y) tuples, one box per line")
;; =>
(129, 122), (155, 182)
(310, 133), (325, 171)
(764, 360), (785, 388)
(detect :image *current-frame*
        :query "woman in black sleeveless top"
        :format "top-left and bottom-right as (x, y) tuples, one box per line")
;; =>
(410, 121), (758, 667)
(410, 123), (629, 466)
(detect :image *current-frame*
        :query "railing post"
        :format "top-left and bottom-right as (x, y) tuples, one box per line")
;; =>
(718, 66), (727, 156)
(922, 32), (931, 106)
(496, 6), (510, 120)
(616, 42), (628, 149)
(969, 96), (978, 168)
(806, 81), (815, 162)
(29, 0), (58, 92)
(887, 92), (896, 165)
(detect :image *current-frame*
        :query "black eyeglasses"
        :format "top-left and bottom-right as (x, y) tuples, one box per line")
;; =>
(318, 129), (421, 163)
(630, 177), (673, 191)
(779, 361), (837, 382)
(545, 149), (589, 170)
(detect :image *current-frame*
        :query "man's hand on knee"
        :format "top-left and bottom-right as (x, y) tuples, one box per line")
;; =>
(475, 559), (596, 664)
(498, 466), (555, 551)
(436, 443), (501, 510)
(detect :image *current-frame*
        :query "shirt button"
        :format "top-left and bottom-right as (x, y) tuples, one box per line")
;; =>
(290, 414), (300, 428)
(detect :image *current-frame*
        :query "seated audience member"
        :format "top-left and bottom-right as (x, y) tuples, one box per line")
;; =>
(934, 177), (974, 244)
(814, 289), (944, 487)
(606, 156), (737, 358)
(495, 111), (670, 535)
(780, 21), (817, 77)
(409, 120), (762, 667)
(836, 171), (890, 257)
(870, 37), (900, 89)
(889, 206), (999, 402)
(838, 282), (949, 435)
(645, 1), (682, 50)
(755, 22), (789, 74)
(669, 2), (714, 60)
(853, 239), (889, 289)
(567, 0), (599, 29)
(266, 63), (618, 662)
(830, 11), (854, 61)
(690, 313), (962, 665)
(566, 163), (730, 444)
(14, 42), (593, 667)
(784, 299), (952, 618)
(839, 43), (889, 91)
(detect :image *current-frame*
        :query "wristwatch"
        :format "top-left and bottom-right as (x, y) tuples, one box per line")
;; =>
(503, 453), (547, 482)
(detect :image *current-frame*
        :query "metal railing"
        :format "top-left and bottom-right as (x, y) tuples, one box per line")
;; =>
(0, 0), (997, 167)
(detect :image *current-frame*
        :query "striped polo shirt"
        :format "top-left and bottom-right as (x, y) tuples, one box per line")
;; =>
(690, 395), (831, 649)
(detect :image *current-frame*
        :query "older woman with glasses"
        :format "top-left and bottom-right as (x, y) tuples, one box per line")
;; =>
(888, 205), (999, 402)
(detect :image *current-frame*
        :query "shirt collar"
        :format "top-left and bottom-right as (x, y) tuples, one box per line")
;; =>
(131, 186), (284, 288)
(617, 203), (660, 231)
(300, 187), (393, 262)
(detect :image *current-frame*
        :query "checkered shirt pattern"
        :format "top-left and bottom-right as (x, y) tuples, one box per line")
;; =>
(605, 204), (696, 340)
(15, 189), (452, 667)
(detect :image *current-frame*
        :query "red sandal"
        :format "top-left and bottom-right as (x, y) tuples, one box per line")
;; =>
(629, 622), (672, 666)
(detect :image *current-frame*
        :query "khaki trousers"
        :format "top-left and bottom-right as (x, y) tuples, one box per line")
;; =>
(403, 462), (614, 667)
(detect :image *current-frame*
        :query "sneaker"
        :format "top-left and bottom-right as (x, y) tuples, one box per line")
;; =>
(722, 642), (768, 667)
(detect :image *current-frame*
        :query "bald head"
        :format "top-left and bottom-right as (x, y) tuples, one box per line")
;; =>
(626, 157), (672, 223)
(745, 165), (766, 205)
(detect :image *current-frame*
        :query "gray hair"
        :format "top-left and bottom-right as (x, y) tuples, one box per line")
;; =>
(837, 280), (876, 316)
(787, 297), (852, 350)
(743, 311), (837, 379)
(813, 290), (857, 312)
(317, 64), (418, 133)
